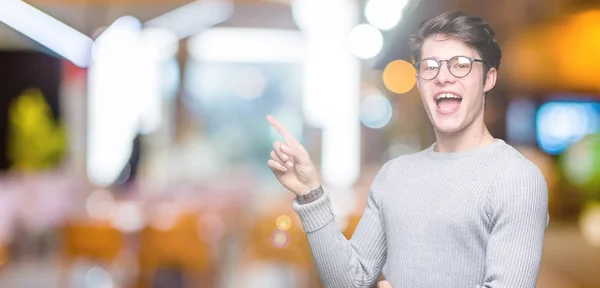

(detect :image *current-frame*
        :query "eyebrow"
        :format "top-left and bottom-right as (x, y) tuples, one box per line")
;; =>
(420, 55), (476, 61)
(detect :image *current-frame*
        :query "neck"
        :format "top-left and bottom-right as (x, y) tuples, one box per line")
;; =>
(433, 114), (495, 153)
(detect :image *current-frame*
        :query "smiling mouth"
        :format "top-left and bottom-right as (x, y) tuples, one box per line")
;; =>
(435, 93), (462, 113)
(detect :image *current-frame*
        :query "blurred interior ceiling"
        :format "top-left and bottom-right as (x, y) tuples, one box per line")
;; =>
(1, 0), (597, 50)
(0, 0), (296, 50)
(3, 0), (600, 95)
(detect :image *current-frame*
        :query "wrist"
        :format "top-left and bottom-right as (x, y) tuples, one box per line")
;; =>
(299, 182), (321, 196)
(297, 185), (324, 204)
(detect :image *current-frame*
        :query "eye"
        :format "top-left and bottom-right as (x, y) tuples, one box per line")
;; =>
(453, 56), (472, 69)
(422, 59), (439, 70)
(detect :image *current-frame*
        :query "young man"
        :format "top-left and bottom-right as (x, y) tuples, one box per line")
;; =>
(267, 10), (549, 288)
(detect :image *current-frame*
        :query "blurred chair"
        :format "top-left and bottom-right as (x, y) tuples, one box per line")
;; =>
(137, 211), (215, 288)
(61, 221), (123, 262)
(237, 201), (321, 288)
(60, 220), (124, 287)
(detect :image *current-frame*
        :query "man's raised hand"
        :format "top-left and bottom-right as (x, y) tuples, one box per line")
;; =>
(266, 115), (320, 196)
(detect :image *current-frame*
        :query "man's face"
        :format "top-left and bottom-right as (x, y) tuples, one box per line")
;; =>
(416, 35), (496, 134)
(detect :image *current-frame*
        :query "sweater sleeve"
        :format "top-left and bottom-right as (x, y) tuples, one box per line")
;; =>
(292, 163), (391, 288)
(483, 158), (549, 288)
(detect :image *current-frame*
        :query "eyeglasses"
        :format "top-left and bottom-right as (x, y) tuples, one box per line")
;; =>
(414, 56), (486, 80)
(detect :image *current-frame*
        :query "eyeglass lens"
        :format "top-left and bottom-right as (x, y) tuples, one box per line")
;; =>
(417, 56), (474, 79)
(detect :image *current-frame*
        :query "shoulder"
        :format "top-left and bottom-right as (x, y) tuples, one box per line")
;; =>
(497, 144), (546, 184)
(491, 144), (548, 201)
(488, 143), (549, 225)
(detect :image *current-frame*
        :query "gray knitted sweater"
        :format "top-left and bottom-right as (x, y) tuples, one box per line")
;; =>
(293, 140), (549, 288)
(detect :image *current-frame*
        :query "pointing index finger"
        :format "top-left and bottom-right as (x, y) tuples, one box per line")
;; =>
(266, 115), (299, 145)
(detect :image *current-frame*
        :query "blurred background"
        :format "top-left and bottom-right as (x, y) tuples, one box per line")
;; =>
(0, 0), (598, 287)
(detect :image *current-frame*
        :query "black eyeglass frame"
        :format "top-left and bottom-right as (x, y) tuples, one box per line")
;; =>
(413, 56), (487, 80)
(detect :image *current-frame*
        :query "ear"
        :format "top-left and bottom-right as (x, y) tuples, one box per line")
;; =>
(415, 74), (421, 90)
(483, 67), (497, 93)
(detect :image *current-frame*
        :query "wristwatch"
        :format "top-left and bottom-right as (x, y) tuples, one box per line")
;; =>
(297, 186), (324, 204)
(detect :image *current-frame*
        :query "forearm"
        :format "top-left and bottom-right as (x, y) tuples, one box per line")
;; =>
(307, 218), (380, 288)
(293, 190), (386, 288)
(482, 230), (545, 288)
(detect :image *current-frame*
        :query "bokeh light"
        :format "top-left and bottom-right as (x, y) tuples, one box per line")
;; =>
(149, 202), (180, 231)
(84, 266), (114, 288)
(275, 215), (292, 231)
(536, 101), (599, 155)
(85, 189), (116, 220)
(563, 136), (595, 186)
(579, 201), (600, 247)
(348, 24), (383, 59)
(382, 59), (416, 94)
(364, 0), (407, 30)
(109, 201), (144, 233)
(561, 134), (600, 199)
(270, 230), (290, 249)
(359, 93), (393, 129)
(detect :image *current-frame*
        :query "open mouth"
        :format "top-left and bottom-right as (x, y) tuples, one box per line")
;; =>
(435, 93), (462, 113)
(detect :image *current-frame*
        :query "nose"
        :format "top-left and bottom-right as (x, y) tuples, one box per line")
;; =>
(434, 62), (455, 85)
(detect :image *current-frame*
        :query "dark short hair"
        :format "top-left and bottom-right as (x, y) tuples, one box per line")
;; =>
(408, 10), (502, 77)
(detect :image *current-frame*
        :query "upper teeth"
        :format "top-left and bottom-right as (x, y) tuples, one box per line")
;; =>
(436, 93), (461, 100)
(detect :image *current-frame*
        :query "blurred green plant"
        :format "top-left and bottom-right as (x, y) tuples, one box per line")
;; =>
(7, 88), (66, 171)
(560, 134), (600, 202)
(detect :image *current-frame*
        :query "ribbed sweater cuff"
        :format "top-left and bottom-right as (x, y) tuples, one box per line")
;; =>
(292, 193), (335, 233)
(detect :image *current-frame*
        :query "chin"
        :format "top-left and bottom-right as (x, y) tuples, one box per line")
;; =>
(431, 118), (465, 134)
(434, 125), (463, 134)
